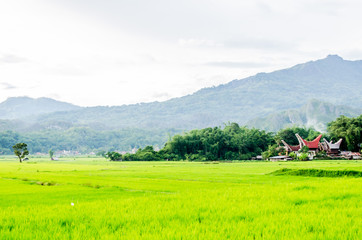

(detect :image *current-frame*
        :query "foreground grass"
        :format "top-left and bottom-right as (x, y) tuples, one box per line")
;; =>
(0, 158), (361, 239)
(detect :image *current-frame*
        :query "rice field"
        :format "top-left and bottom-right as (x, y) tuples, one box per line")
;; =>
(0, 158), (361, 239)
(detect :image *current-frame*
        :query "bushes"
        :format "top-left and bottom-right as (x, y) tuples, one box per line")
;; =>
(298, 153), (309, 161)
(288, 152), (297, 160)
(108, 146), (167, 161)
(271, 168), (362, 177)
(105, 151), (122, 161)
(262, 145), (285, 160)
(314, 151), (330, 160)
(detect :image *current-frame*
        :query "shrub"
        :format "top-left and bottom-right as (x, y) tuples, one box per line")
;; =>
(289, 152), (297, 160)
(300, 146), (309, 154)
(271, 168), (362, 177)
(105, 151), (122, 161)
(298, 153), (309, 161)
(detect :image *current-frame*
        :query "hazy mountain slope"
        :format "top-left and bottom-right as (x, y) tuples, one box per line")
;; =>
(0, 119), (28, 132)
(0, 97), (81, 119)
(34, 55), (362, 130)
(246, 99), (362, 132)
(0, 55), (361, 152)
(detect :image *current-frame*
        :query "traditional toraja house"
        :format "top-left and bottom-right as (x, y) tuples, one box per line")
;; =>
(319, 138), (343, 156)
(296, 133), (322, 152)
(281, 133), (344, 158)
(281, 140), (300, 153)
(282, 134), (323, 154)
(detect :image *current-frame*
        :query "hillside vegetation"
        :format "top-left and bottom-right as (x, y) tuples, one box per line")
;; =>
(0, 55), (361, 152)
(33, 55), (362, 130)
(0, 128), (180, 154)
(247, 99), (362, 132)
(1, 55), (361, 132)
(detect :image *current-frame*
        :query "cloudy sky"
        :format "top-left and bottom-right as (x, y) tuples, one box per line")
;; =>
(1, 0), (361, 106)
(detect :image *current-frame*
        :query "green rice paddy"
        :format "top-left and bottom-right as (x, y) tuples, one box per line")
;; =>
(0, 158), (361, 239)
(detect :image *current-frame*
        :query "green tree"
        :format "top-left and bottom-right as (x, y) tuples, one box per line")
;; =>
(105, 151), (122, 161)
(262, 145), (283, 160)
(12, 143), (29, 163)
(275, 127), (308, 145)
(327, 115), (362, 151)
(49, 149), (54, 160)
(96, 150), (106, 157)
(164, 123), (274, 161)
(275, 127), (320, 145)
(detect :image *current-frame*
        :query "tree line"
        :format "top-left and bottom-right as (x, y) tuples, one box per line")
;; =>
(3, 115), (361, 161)
(0, 128), (180, 155)
(106, 115), (361, 161)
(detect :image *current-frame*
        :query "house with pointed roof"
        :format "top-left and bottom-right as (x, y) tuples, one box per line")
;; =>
(319, 138), (343, 155)
(282, 134), (323, 153)
(295, 134), (323, 151)
(281, 140), (300, 153)
(281, 133), (345, 159)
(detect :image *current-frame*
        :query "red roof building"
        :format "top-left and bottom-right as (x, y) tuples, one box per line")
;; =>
(281, 140), (300, 152)
(282, 134), (323, 153)
(296, 134), (322, 150)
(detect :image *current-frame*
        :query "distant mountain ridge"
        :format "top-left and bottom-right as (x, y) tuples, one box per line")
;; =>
(0, 97), (81, 119)
(1, 55), (361, 133)
(35, 55), (362, 130)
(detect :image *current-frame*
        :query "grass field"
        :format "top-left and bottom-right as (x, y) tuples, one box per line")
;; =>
(0, 158), (361, 239)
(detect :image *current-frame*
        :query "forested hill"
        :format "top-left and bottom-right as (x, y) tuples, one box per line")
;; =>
(0, 55), (362, 153)
(1, 55), (362, 132)
(247, 99), (362, 132)
(32, 55), (362, 130)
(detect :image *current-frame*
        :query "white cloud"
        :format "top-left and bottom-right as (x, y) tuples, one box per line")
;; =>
(205, 61), (271, 68)
(0, 82), (17, 90)
(178, 39), (223, 48)
(0, 54), (28, 64)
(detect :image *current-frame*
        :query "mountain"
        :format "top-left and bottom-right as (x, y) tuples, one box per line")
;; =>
(0, 97), (81, 119)
(246, 99), (362, 132)
(1, 55), (361, 132)
(0, 55), (361, 152)
(33, 55), (362, 130)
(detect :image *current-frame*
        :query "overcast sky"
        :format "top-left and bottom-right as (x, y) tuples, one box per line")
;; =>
(0, 0), (361, 106)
